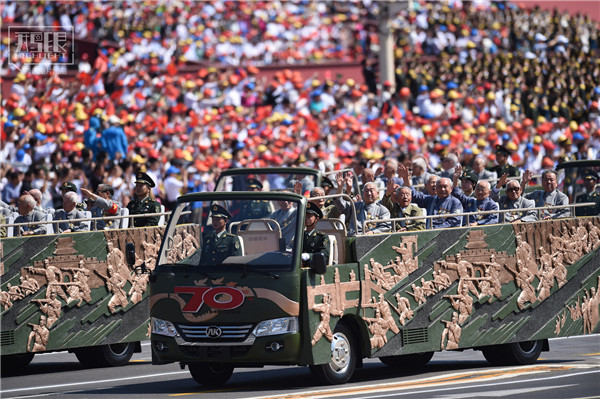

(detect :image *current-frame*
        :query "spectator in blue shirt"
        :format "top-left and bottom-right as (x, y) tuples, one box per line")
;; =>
(398, 164), (463, 229)
(452, 165), (499, 226)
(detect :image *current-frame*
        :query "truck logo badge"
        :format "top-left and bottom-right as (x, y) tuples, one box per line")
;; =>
(206, 326), (222, 338)
(174, 286), (245, 313)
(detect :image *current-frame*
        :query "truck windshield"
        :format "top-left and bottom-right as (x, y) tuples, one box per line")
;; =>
(157, 197), (300, 271)
(214, 172), (317, 194)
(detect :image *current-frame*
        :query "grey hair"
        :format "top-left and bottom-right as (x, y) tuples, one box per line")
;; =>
(412, 158), (427, 170)
(63, 191), (79, 205)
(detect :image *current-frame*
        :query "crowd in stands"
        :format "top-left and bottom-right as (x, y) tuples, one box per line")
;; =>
(1, 0), (600, 231)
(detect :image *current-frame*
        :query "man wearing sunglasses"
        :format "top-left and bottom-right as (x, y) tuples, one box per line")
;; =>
(491, 174), (538, 223)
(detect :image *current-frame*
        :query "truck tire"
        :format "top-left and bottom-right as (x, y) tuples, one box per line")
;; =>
(1, 353), (35, 373)
(309, 323), (357, 385)
(74, 343), (135, 367)
(189, 364), (234, 387)
(482, 340), (544, 366)
(380, 351), (434, 368)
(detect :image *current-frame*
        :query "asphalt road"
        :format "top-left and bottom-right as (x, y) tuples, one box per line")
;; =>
(1, 335), (599, 399)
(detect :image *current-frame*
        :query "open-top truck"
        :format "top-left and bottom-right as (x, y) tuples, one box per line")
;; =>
(147, 166), (600, 386)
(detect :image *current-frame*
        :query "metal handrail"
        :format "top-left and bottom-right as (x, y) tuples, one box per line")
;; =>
(362, 202), (597, 234)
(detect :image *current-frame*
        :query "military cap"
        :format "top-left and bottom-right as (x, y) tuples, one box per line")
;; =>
(321, 176), (334, 188)
(135, 172), (156, 188)
(461, 170), (479, 184)
(495, 144), (511, 156)
(306, 201), (323, 219)
(247, 178), (263, 190)
(60, 182), (77, 192)
(211, 204), (232, 219)
(583, 170), (599, 181)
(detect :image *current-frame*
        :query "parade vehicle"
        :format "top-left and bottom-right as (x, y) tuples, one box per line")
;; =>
(2, 163), (598, 379)
(147, 165), (600, 386)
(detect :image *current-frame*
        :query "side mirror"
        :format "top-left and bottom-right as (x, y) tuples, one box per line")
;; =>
(308, 253), (327, 275)
(126, 243), (136, 267)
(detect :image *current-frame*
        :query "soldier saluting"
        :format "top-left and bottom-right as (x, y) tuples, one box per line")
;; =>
(200, 205), (242, 265)
(127, 172), (162, 227)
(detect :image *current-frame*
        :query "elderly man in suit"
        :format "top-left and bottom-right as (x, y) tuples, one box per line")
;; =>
(53, 191), (89, 233)
(398, 164), (463, 229)
(15, 194), (47, 236)
(334, 172), (390, 235)
(491, 174), (538, 223)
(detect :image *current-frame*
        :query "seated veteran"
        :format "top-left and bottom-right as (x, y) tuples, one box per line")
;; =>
(381, 181), (425, 231)
(302, 202), (330, 263)
(452, 165), (499, 226)
(398, 164), (463, 229)
(54, 191), (90, 233)
(200, 205), (242, 265)
(15, 194), (47, 236)
(490, 174), (538, 223)
(521, 169), (569, 219)
(334, 173), (391, 235)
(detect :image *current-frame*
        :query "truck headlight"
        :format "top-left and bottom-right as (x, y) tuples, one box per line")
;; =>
(253, 317), (298, 337)
(152, 317), (178, 337)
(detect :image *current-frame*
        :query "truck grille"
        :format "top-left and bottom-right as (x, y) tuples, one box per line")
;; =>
(176, 323), (254, 342)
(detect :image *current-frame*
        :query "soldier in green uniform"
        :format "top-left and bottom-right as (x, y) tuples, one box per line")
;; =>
(200, 205), (242, 265)
(575, 171), (600, 217)
(488, 145), (519, 179)
(127, 172), (162, 227)
(302, 202), (330, 264)
(234, 178), (270, 221)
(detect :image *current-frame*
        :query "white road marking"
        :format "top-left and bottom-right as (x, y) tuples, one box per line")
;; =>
(0, 371), (189, 394)
(242, 368), (600, 399)
(432, 384), (576, 398)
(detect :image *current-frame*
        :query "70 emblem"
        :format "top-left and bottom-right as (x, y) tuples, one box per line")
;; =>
(174, 286), (245, 313)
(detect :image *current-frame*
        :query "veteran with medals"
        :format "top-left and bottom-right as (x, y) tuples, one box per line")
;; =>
(200, 205), (242, 265)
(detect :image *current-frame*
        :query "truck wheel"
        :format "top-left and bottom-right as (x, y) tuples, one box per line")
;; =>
(482, 340), (544, 366)
(309, 323), (357, 385)
(189, 364), (234, 387)
(75, 343), (135, 367)
(380, 352), (434, 368)
(1, 353), (35, 373)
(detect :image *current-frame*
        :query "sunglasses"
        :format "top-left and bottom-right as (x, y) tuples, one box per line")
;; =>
(507, 187), (520, 192)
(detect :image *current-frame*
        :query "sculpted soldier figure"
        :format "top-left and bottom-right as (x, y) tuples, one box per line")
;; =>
(441, 312), (462, 350)
(96, 265), (129, 313)
(311, 294), (344, 345)
(394, 293), (414, 326)
(445, 282), (474, 324)
(27, 315), (49, 352)
(508, 259), (538, 310)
